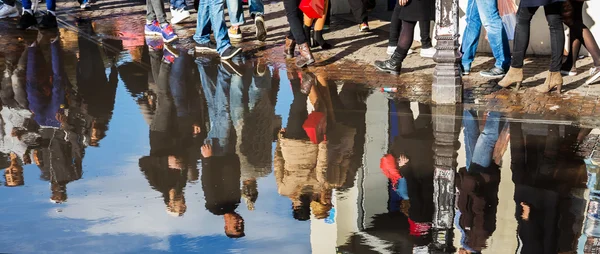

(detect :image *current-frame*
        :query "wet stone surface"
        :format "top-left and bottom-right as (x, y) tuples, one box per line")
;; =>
(3, 1), (600, 254)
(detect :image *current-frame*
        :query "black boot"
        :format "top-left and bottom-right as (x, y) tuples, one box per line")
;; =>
(374, 52), (402, 75)
(17, 12), (37, 30)
(312, 30), (331, 50)
(39, 12), (58, 29)
(303, 25), (312, 47)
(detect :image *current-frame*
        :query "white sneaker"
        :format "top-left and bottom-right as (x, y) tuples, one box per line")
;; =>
(387, 46), (413, 56)
(585, 66), (600, 86)
(170, 8), (190, 24)
(0, 4), (20, 19)
(420, 47), (436, 58)
(80, 2), (91, 9)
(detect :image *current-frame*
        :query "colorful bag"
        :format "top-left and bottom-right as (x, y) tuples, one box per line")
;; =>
(498, 0), (518, 40)
(303, 111), (327, 144)
(300, 0), (325, 19)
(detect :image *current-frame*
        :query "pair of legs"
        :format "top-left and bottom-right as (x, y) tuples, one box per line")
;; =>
(304, 0), (331, 49)
(460, 0), (511, 73)
(374, 20), (420, 74)
(561, 0), (600, 83)
(147, 0), (169, 25)
(283, 0), (315, 67)
(226, 0), (264, 27)
(193, 0), (233, 56)
(389, 5), (432, 49)
(462, 110), (504, 170)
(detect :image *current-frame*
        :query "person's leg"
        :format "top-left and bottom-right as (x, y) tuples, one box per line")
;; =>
(147, 0), (157, 23)
(226, 0), (244, 27)
(462, 110), (480, 169)
(477, 0), (511, 71)
(544, 2), (565, 72)
(568, 1), (600, 67)
(419, 20), (432, 49)
(46, 0), (56, 12)
(312, 0), (331, 49)
(193, 0), (212, 44)
(389, 4), (402, 47)
(150, 0), (168, 25)
(283, 0), (307, 44)
(471, 112), (503, 169)
(460, 0), (482, 73)
(395, 20), (417, 62)
(511, 6), (538, 69)
(347, 0), (367, 24)
(284, 78), (309, 140)
(171, 0), (186, 9)
(248, 0), (264, 17)
(208, 0), (232, 55)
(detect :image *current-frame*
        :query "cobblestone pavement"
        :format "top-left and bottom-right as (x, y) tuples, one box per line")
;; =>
(2, 0), (600, 125)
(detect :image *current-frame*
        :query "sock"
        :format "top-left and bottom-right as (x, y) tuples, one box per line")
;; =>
(313, 30), (331, 49)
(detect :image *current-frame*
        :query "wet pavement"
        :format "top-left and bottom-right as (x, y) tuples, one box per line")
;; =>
(4, 4), (600, 254)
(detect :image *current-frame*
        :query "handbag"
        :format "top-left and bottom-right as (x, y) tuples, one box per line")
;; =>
(300, 0), (325, 19)
(303, 111), (327, 144)
(498, 0), (517, 40)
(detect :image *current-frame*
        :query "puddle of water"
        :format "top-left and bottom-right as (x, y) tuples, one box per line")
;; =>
(1, 22), (600, 254)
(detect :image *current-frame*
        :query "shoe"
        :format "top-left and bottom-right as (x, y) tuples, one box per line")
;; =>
(374, 52), (402, 75)
(420, 47), (436, 58)
(195, 41), (217, 52)
(38, 12), (58, 29)
(533, 71), (563, 93)
(285, 36), (296, 58)
(359, 23), (369, 32)
(560, 69), (577, 76)
(0, 4), (19, 19)
(296, 43), (315, 68)
(160, 23), (178, 43)
(16, 11), (36, 30)
(80, 2), (91, 9)
(479, 67), (506, 78)
(585, 66), (600, 86)
(312, 30), (331, 50)
(387, 46), (413, 56)
(145, 21), (162, 36)
(220, 46), (242, 60)
(221, 60), (243, 76)
(254, 14), (267, 42)
(145, 36), (164, 51)
(170, 8), (190, 25)
(228, 26), (243, 40)
(163, 44), (179, 63)
(461, 65), (470, 76)
(497, 67), (523, 89)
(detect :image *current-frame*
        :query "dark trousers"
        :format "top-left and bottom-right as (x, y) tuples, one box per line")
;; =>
(390, 4), (432, 48)
(283, 0), (307, 44)
(511, 2), (564, 72)
(348, 0), (374, 23)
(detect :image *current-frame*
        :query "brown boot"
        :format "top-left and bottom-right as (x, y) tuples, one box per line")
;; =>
(534, 71), (563, 93)
(285, 37), (296, 59)
(498, 67), (523, 89)
(296, 43), (315, 68)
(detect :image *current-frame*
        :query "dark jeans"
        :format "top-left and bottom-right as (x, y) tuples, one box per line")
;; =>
(389, 4), (432, 48)
(348, 0), (374, 23)
(511, 2), (564, 72)
(283, 0), (307, 44)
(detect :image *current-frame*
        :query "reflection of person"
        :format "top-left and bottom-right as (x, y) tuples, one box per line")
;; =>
(201, 144), (245, 238)
(456, 110), (503, 253)
(140, 156), (189, 216)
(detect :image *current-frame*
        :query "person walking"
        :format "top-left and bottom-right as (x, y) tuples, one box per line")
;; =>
(304, 0), (331, 49)
(388, 3), (435, 58)
(17, 0), (58, 29)
(144, 0), (179, 43)
(460, 0), (511, 77)
(225, 0), (267, 42)
(193, 0), (242, 59)
(373, 0), (434, 75)
(561, 0), (600, 86)
(283, 0), (315, 67)
(498, 0), (565, 93)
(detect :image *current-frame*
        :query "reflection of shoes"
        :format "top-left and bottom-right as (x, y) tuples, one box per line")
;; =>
(228, 26), (243, 40)
(220, 46), (242, 60)
(420, 47), (436, 58)
(144, 20), (162, 35)
(585, 66), (600, 86)
(221, 60), (243, 76)
(254, 14), (267, 42)
(170, 7), (190, 24)
(163, 44), (178, 63)
(17, 12), (37, 30)
(359, 23), (369, 32)
(195, 41), (217, 52)
(160, 23), (178, 43)
(39, 12), (58, 29)
(0, 4), (20, 19)
(145, 36), (164, 51)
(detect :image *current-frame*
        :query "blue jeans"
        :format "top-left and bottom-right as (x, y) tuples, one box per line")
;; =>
(194, 0), (231, 55)
(460, 0), (511, 71)
(22, 0), (55, 11)
(170, 0), (186, 9)
(463, 110), (503, 172)
(226, 0), (264, 26)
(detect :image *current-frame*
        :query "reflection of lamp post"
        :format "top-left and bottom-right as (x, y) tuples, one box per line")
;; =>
(432, 0), (462, 104)
(431, 105), (461, 252)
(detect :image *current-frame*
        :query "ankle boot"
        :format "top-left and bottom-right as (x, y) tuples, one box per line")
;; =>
(285, 37), (296, 58)
(498, 67), (523, 89)
(296, 43), (315, 68)
(312, 30), (331, 50)
(534, 71), (563, 93)
(374, 52), (402, 75)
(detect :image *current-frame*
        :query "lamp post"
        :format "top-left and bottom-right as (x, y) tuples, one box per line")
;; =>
(432, 0), (462, 104)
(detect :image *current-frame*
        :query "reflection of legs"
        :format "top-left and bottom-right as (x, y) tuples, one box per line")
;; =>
(394, 100), (415, 136)
(347, 0), (367, 24)
(471, 112), (503, 169)
(509, 122), (526, 184)
(462, 110), (480, 168)
(150, 62), (173, 132)
(284, 79), (309, 140)
(13, 47), (29, 109)
(460, 0), (482, 71)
